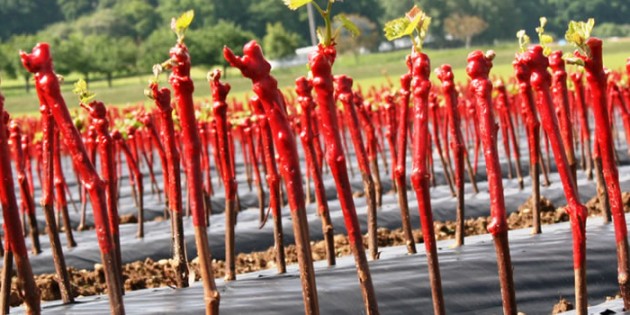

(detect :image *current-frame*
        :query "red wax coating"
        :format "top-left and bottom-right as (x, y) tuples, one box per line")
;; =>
(167, 42), (206, 227)
(465, 51), (509, 236)
(224, 41), (305, 214)
(570, 72), (590, 160)
(308, 43), (366, 246)
(141, 115), (168, 195)
(250, 96), (281, 218)
(310, 112), (325, 172)
(296, 77), (329, 217)
(21, 43), (113, 254)
(52, 128), (69, 213)
(22, 134), (36, 198)
(0, 106), (29, 257)
(436, 65), (466, 203)
(608, 83), (630, 152)
(549, 51), (577, 171)
(395, 68), (412, 186)
(356, 95), (378, 165)
(334, 75), (372, 176)
(243, 119), (261, 194)
(409, 51), (439, 255)
(383, 94), (397, 185)
(573, 38), (626, 242)
(209, 70), (237, 203)
(84, 100), (120, 240)
(9, 122), (36, 217)
(526, 45), (587, 267)
(199, 122), (214, 197)
(495, 80), (522, 178)
(112, 130), (143, 207)
(149, 83), (183, 214)
(514, 55), (542, 167)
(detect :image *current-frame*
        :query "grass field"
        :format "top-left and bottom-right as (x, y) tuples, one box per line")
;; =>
(2, 38), (629, 116)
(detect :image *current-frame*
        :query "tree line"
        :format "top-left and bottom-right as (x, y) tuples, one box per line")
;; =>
(0, 0), (628, 91)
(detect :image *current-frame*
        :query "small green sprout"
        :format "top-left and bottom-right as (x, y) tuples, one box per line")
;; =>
(283, 0), (356, 47)
(383, 6), (431, 52)
(72, 79), (95, 104)
(535, 17), (553, 56)
(171, 10), (194, 44)
(565, 18), (595, 58)
(516, 29), (530, 53)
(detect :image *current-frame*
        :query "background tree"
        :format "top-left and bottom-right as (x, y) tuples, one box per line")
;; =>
(92, 36), (137, 87)
(443, 13), (488, 48)
(113, 0), (160, 41)
(0, 0), (61, 40)
(53, 34), (97, 85)
(137, 29), (173, 72)
(246, 0), (309, 40)
(56, 0), (98, 21)
(156, 0), (215, 28)
(188, 21), (256, 73)
(262, 22), (303, 60)
(3, 35), (40, 93)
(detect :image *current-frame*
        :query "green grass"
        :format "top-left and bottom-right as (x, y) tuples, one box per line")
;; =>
(2, 38), (629, 116)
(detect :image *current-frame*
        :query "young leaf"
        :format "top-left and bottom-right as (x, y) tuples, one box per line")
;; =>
(384, 5), (431, 52)
(384, 17), (411, 41)
(335, 14), (361, 37)
(516, 29), (530, 53)
(171, 10), (194, 42)
(403, 13), (424, 36)
(535, 16), (553, 56)
(72, 79), (95, 104)
(283, 0), (313, 10)
(565, 18), (595, 57)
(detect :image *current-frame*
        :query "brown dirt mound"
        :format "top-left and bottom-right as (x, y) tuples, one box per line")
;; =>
(552, 297), (574, 314)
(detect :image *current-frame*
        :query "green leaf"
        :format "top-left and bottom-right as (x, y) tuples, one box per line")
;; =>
(72, 79), (96, 104)
(335, 14), (361, 37)
(564, 18), (595, 57)
(283, 0), (313, 10)
(540, 34), (553, 45)
(384, 5), (430, 52)
(171, 10), (194, 41)
(516, 29), (530, 52)
(535, 16), (553, 56)
(403, 13), (423, 36)
(384, 17), (411, 41)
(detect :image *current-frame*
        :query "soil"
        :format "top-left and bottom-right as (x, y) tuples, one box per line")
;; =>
(552, 297), (574, 314)
(4, 193), (630, 311)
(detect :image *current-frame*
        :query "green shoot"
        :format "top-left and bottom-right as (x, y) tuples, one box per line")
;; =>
(283, 0), (351, 47)
(565, 18), (595, 58)
(383, 5), (431, 52)
(516, 30), (530, 53)
(535, 17), (553, 56)
(72, 79), (95, 104)
(171, 10), (194, 44)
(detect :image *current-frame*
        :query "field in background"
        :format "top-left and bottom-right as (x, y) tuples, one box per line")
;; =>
(2, 38), (629, 115)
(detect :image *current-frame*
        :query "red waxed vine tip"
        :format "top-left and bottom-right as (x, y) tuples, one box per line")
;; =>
(575, 35), (629, 256)
(227, 39), (319, 314)
(295, 76), (313, 95)
(466, 50), (493, 81)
